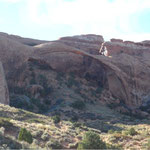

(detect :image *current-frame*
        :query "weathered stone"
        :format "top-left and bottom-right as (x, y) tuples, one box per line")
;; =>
(1, 32), (150, 115)
(0, 32), (48, 46)
(0, 62), (9, 105)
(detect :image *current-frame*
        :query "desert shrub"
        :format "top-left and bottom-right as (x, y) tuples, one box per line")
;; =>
(0, 117), (13, 129)
(143, 139), (150, 149)
(52, 115), (60, 124)
(41, 132), (50, 141)
(67, 77), (75, 88)
(30, 98), (40, 106)
(37, 74), (53, 97)
(0, 135), (22, 149)
(56, 72), (64, 81)
(67, 74), (79, 88)
(128, 128), (137, 136)
(30, 98), (49, 113)
(9, 86), (25, 94)
(43, 99), (51, 105)
(46, 140), (63, 149)
(108, 129), (115, 134)
(72, 122), (82, 128)
(40, 86), (52, 97)
(77, 131), (106, 149)
(38, 104), (49, 113)
(95, 86), (103, 94)
(30, 78), (36, 84)
(32, 130), (43, 138)
(18, 128), (33, 144)
(10, 95), (33, 111)
(106, 143), (122, 149)
(25, 118), (45, 124)
(122, 128), (137, 136)
(38, 74), (48, 87)
(70, 115), (79, 122)
(70, 100), (85, 110)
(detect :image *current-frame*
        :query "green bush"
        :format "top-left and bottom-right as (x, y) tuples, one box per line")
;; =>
(18, 128), (33, 144)
(96, 87), (103, 94)
(52, 115), (60, 124)
(77, 131), (106, 149)
(108, 129), (115, 134)
(128, 128), (137, 136)
(70, 100), (85, 110)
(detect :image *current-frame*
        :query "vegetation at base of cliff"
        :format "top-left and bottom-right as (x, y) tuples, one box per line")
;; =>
(18, 128), (33, 144)
(70, 100), (86, 110)
(0, 117), (13, 129)
(52, 115), (61, 124)
(77, 131), (106, 149)
(5, 63), (150, 149)
(0, 103), (150, 149)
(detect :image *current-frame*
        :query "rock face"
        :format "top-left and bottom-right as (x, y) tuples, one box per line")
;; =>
(32, 35), (150, 111)
(59, 34), (104, 55)
(0, 32), (49, 46)
(1, 32), (150, 114)
(0, 34), (34, 81)
(99, 39), (150, 109)
(0, 62), (9, 105)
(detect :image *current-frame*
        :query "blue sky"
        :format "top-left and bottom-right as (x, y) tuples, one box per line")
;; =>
(0, 0), (150, 42)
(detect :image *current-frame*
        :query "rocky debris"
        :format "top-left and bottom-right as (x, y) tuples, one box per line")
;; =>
(0, 62), (9, 105)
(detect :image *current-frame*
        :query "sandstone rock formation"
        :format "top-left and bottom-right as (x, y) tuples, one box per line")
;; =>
(0, 32), (49, 46)
(59, 34), (104, 55)
(1, 32), (150, 114)
(0, 62), (9, 105)
(32, 35), (150, 112)
(0, 34), (34, 78)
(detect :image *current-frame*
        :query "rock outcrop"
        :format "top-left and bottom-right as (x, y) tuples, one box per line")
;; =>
(1, 32), (150, 114)
(32, 35), (150, 111)
(59, 34), (104, 55)
(0, 34), (33, 79)
(0, 32), (49, 46)
(0, 62), (9, 105)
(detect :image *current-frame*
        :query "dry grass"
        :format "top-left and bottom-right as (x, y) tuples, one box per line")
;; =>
(1, 102), (150, 149)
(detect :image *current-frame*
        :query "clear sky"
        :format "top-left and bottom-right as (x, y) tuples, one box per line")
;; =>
(0, 0), (150, 42)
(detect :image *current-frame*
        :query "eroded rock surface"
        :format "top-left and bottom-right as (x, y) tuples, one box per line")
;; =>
(0, 62), (9, 104)
(32, 35), (150, 111)
(1, 32), (150, 114)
